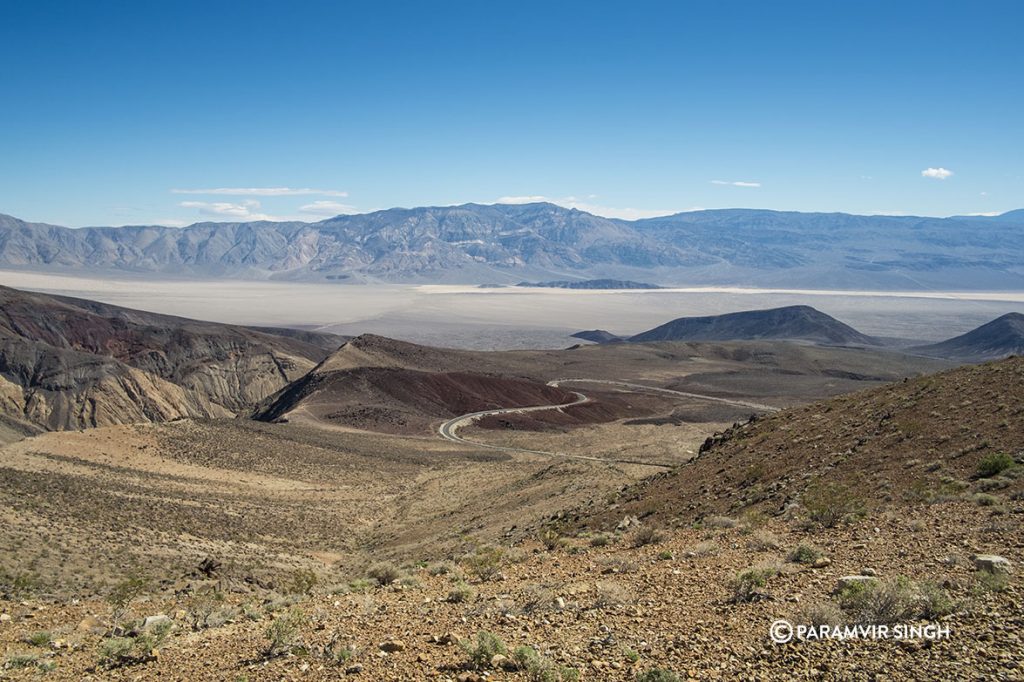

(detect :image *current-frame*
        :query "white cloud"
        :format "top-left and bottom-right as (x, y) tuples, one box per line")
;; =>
(921, 167), (953, 180)
(710, 180), (761, 188)
(179, 200), (279, 221)
(963, 211), (1001, 217)
(298, 200), (360, 216)
(172, 187), (348, 197)
(494, 195), (684, 220)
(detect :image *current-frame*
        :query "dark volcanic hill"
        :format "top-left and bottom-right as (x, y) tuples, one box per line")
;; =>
(0, 286), (342, 429)
(627, 305), (880, 346)
(909, 312), (1024, 361)
(3, 204), (1024, 289)
(254, 334), (577, 434)
(570, 330), (624, 344)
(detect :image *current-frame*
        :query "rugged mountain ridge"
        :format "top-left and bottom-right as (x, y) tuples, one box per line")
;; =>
(0, 286), (341, 430)
(3, 204), (1024, 288)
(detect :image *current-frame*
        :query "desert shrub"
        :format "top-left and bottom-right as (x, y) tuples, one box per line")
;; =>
(461, 631), (507, 670)
(367, 562), (403, 586)
(787, 543), (823, 564)
(98, 621), (170, 668)
(976, 453), (1014, 478)
(687, 540), (718, 557)
(794, 600), (844, 627)
(746, 530), (781, 551)
(632, 526), (665, 547)
(107, 573), (149, 626)
(657, 550), (674, 561)
(836, 577), (922, 625)
(264, 608), (306, 657)
(971, 492), (1001, 507)
(513, 645), (580, 681)
(447, 581), (475, 603)
(26, 631), (51, 647)
(324, 633), (356, 666)
(589, 534), (612, 547)
(593, 581), (632, 609)
(287, 568), (318, 595)
(463, 545), (506, 582)
(0, 569), (39, 598)
(347, 578), (374, 594)
(801, 481), (865, 528)
(428, 562), (454, 576)
(918, 582), (956, 618)
(539, 529), (565, 551)
(597, 557), (638, 575)
(703, 516), (739, 529)
(973, 570), (1010, 594)
(5, 652), (40, 669)
(636, 669), (681, 682)
(731, 566), (779, 603)
(520, 584), (556, 613)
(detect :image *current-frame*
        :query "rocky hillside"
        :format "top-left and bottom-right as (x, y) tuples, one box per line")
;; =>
(911, 312), (1024, 361)
(584, 355), (1024, 529)
(0, 286), (341, 430)
(3, 204), (1024, 288)
(626, 305), (880, 346)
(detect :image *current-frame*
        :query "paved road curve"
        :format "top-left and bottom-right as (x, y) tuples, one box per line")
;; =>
(436, 378), (778, 467)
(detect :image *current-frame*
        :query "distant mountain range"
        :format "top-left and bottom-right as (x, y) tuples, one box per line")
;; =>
(2, 203), (1024, 289)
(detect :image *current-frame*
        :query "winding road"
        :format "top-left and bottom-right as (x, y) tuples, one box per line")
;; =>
(436, 377), (780, 468)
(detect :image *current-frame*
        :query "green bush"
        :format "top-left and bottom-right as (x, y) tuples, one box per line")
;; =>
(636, 669), (681, 682)
(836, 577), (933, 625)
(461, 631), (507, 671)
(447, 581), (475, 603)
(287, 568), (318, 595)
(367, 562), (403, 586)
(976, 453), (1014, 478)
(462, 545), (506, 582)
(731, 566), (779, 603)
(787, 543), (823, 564)
(106, 573), (149, 626)
(264, 608), (306, 657)
(512, 646), (579, 681)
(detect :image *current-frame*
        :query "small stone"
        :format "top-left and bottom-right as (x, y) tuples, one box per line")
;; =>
(861, 568), (878, 577)
(491, 653), (510, 669)
(811, 558), (831, 568)
(0, 614), (10, 623)
(345, 664), (363, 674)
(974, 555), (1012, 574)
(555, 597), (567, 609)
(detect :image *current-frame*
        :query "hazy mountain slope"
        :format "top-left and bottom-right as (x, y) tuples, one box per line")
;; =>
(910, 312), (1024, 361)
(2, 205), (1023, 288)
(627, 305), (880, 346)
(0, 286), (341, 429)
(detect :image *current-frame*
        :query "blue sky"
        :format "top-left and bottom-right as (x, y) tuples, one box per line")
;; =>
(1, 0), (1022, 226)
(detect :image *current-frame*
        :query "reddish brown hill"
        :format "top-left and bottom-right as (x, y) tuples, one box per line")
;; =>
(583, 356), (1024, 528)
(256, 364), (577, 434)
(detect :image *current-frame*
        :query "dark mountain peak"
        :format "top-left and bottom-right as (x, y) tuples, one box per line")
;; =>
(911, 312), (1024, 361)
(628, 305), (879, 346)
